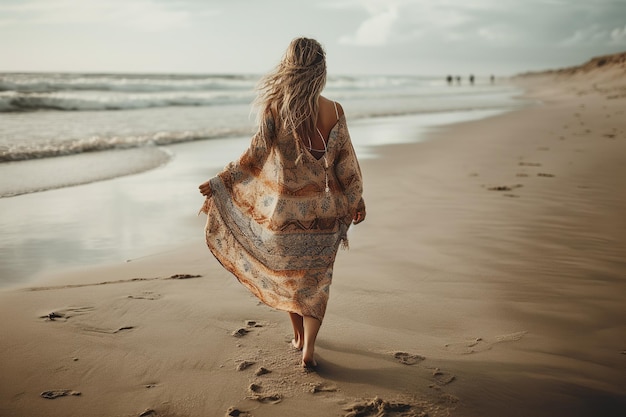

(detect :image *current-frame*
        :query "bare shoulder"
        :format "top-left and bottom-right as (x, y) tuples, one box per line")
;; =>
(319, 95), (345, 118)
(334, 100), (345, 118)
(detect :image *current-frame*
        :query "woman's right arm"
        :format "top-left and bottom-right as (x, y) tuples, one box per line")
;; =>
(199, 180), (212, 197)
(198, 114), (275, 197)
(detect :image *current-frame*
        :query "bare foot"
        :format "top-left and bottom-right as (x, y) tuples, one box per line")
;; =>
(302, 348), (317, 368)
(302, 358), (317, 369)
(291, 338), (303, 350)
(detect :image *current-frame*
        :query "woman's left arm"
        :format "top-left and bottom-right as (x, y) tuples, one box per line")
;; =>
(334, 125), (365, 225)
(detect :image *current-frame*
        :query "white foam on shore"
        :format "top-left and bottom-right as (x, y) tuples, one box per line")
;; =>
(0, 146), (172, 198)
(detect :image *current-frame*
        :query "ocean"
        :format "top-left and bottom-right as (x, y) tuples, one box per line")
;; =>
(0, 72), (526, 287)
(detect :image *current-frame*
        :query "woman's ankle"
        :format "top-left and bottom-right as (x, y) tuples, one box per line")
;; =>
(302, 345), (315, 363)
(291, 338), (303, 350)
(302, 352), (317, 368)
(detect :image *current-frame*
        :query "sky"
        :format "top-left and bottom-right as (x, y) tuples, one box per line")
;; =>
(0, 0), (625, 76)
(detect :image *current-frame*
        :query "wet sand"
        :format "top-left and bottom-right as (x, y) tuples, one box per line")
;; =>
(0, 54), (625, 417)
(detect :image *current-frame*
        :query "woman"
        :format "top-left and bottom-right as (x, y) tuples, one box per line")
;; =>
(198, 37), (365, 368)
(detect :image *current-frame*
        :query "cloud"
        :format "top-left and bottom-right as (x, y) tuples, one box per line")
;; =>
(334, 0), (513, 47)
(339, 5), (399, 46)
(610, 25), (626, 44)
(332, 0), (626, 51)
(0, 0), (202, 32)
(559, 23), (626, 47)
(476, 24), (519, 43)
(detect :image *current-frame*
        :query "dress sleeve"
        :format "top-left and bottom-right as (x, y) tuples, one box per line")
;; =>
(216, 116), (274, 190)
(333, 121), (365, 217)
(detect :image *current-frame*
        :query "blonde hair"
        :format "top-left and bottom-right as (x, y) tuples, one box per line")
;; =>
(254, 37), (327, 143)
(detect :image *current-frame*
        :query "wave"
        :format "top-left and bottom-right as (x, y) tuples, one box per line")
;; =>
(0, 73), (258, 94)
(0, 73), (259, 112)
(0, 72), (444, 112)
(0, 146), (173, 199)
(0, 90), (254, 112)
(0, 72), (523, 164)
(0, 73), (431, 94)
(0, 126), (252, 162)
(0, 84), (505, 113)
(0, 102), (524, 163)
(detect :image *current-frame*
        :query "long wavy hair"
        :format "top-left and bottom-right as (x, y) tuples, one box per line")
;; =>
(254, 37), (327, 144)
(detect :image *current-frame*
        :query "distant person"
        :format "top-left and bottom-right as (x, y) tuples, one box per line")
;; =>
(198, 37), (366, 369)
(490, 74), (495, 84)
(469, 74), (475, 85)
(446, 75), (453, 85)
(455, 75), (461, 85)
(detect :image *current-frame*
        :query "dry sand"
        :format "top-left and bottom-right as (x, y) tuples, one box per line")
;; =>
(1, 54), (625, 417)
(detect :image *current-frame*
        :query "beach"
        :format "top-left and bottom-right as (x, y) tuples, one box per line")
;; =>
(1, 53), (625, 417)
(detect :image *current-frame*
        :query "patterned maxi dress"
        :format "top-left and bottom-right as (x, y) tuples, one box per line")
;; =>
(199, 113), (364, 322)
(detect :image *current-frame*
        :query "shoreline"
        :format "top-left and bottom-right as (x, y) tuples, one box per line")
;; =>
(0, 97), (523, 198)
(0, 105), (525, 290)
(1, 62), (625, 417)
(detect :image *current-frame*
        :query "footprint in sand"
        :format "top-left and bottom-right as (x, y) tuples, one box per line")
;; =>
(249, 373), (298, 399)
(248, 393), (282, 404)
(443, 331), (527, 354)
(40, 306), (95, 322)
(167, 274), (202, 280)
(127, 291), (162, 301)
(40, 389), (81, 399)
(437, 393), (460, 405)
(248, 383), (262, 393)
(232, 328), (250, 337)
(487, 184), (523, 192)
(236, 360), (255, 371)
(226, 407), (252, 416)
(393, 351), (425, 365)
(342, 397), (416, 417)
(443, 337), (491, 354)
(488, 185), (513, 191)
(232, 320), (263, 337)
(254, 366), (271, 376)
(430, 368), (456, 386)
(41, 312), (65, 321)
(310, 382), (338, 393)
(494, 331), (527, 342)
(80, 325), (135, 334)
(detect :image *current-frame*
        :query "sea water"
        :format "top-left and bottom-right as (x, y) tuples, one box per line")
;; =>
(0, 72), (525, 287)
(0, 72), (521, 195)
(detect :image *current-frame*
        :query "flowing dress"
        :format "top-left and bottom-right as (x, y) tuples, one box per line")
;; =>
(199, 113), (364, 321)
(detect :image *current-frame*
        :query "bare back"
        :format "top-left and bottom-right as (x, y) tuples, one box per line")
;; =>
(306, 96), (344, 159)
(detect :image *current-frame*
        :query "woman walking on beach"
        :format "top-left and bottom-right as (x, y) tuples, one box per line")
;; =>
(198, 37), (365, 368)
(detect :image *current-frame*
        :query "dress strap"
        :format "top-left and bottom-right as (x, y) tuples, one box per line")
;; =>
(333, 101), (339, 121)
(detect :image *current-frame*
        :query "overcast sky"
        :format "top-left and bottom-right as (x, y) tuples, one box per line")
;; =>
(0, 0), (625, 76)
